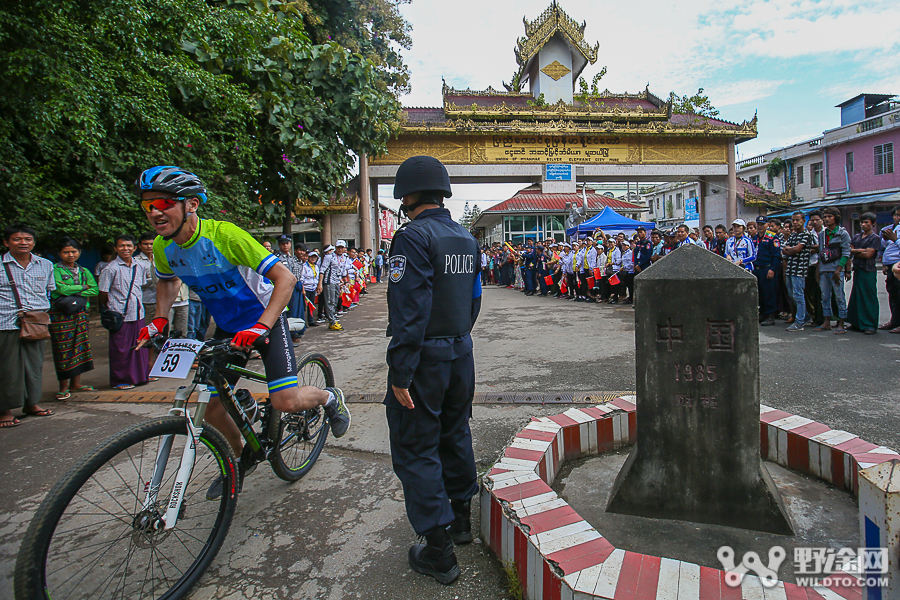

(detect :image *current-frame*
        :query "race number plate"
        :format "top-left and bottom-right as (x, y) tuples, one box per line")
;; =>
(150, 339), (204, 379)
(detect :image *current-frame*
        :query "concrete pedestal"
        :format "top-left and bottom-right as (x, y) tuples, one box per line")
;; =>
(607, 244), (794, 535)
(858, 460), (900, 600)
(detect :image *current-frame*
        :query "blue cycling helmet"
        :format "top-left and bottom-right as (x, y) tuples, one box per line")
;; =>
(134, 166), (208, 203)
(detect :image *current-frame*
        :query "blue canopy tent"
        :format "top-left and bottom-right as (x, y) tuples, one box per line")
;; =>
(566, 207), (655, 238)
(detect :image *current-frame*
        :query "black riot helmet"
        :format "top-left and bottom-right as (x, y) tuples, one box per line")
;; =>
(393, 156), (452, 216)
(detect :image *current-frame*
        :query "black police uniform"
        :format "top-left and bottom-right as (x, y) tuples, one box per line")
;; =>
(754, 231), (781, 320)
(523, 248), (537, 294)
(535, 249), (549, 295)
(385, 206), (482, 537)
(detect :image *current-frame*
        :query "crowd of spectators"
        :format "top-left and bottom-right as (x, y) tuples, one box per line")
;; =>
(479, 206), (899, 335)
(0, 223), (384, 427)
(1, 204), (895, 428)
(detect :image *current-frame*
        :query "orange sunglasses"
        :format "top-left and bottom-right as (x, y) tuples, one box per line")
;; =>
(141, 197), (187, 213)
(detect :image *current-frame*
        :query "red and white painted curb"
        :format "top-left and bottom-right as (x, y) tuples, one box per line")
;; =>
(481, 398), (899, 600)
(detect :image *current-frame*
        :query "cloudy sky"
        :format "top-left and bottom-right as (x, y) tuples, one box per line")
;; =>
(378, 0), (900, 218)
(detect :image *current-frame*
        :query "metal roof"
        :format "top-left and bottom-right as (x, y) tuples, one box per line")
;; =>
(835, 94), (896, 108)
(483, 190), (643, 214)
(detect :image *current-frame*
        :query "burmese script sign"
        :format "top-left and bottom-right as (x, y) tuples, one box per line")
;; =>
(484, 135), (631, 164)
(369, 135), (728, 166)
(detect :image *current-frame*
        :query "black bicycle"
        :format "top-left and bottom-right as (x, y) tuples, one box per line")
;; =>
(14, 337), (334, 600)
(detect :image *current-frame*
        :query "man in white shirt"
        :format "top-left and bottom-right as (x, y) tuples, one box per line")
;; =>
(675, 224), (699, 248)
(317, 242), (350, 331)
(301, 251), (321, 327)
(1, 224), (56, 426)
(98, 234), (149, 389)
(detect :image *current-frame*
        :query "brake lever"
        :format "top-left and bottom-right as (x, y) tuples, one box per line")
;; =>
(150, 333), (169, 352)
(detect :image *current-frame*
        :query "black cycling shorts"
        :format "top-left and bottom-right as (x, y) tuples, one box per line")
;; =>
(213, 313), (298, 394)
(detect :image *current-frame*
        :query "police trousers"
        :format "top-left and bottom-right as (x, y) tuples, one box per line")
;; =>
(539, 271), (550, 294)
(385, 349), (477, 536)
(524, 268), (536, 292)
(755, 267), (777, 316)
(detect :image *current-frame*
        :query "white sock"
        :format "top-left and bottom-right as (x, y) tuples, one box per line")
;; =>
(325, 390), (337, 407)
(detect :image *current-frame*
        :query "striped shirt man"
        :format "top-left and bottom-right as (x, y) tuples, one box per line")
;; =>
(98, 256), (147, 323)
(1, 252), (55, 331)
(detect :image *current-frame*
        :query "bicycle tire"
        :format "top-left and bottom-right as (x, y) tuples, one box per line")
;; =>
(268, 352), (334, 482)
(15, 416), (238, 600)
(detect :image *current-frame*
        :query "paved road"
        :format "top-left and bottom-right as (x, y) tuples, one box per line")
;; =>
(3, 276), (896, 598)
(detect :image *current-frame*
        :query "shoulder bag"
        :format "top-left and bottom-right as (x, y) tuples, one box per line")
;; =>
(54, 265), (89, 315)
(100, 265), (137, 333)
(821, 228), (844, 264)
(3, 261), (51, 341)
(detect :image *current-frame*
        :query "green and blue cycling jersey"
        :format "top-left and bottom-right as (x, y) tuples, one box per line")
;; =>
(153, 219), (280, 333)
(153, 219), (298, 394)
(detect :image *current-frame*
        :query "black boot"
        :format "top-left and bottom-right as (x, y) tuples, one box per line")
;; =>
(408, 525), (460, 585)
(449, 499), (473, 544)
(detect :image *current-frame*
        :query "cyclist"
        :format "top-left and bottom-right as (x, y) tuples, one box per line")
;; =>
(133, 166), (351, 498)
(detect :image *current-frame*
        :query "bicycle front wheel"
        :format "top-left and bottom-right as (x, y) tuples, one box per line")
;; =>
(15, 416), (238, 600)
(268, 352), (334, 482)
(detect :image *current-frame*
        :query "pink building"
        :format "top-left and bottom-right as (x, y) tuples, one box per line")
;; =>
(821, 94), (899, 231)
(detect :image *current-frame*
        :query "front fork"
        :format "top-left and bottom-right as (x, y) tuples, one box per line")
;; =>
(141, 384), (211, 530)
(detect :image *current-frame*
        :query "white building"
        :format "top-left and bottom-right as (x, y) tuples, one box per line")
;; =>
(736, 138), (826, 205)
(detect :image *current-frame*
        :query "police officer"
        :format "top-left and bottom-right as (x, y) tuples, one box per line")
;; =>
(385, 156), (482, 585)
(522, 244), (537, 296)
(754, 216), (782, 325)
(534, 245), (550, 296)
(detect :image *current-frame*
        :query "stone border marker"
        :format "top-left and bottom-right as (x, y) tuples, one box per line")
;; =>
(606, 244), (793, 535)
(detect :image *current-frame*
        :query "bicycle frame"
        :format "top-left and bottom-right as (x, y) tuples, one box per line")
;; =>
(141, 341), (270, 530)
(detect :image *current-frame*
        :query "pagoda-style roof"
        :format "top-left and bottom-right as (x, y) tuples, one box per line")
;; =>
(740, 178), (793, 209)
(391, 3), (757, 145)
(442, 83), (670, 122)
(293, 177), (360, 214)
(515, 2), (598, 83)
(397, 106), (758, 141)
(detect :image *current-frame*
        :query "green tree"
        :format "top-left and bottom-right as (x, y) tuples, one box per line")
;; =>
(0, 0), (259, 243)
(469, 204), (482, 231)
(0, 0), (403, 244)
(290, 0), (413, 94)
(459, 201), (472, 229)
(669, 87), (720, 118)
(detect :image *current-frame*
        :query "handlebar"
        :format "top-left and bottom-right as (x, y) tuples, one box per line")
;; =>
(149, 335), (245, 360)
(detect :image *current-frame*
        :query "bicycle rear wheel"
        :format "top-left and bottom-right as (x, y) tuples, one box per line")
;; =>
(268, 352), (334, 482)
(15, 416), (237, 600)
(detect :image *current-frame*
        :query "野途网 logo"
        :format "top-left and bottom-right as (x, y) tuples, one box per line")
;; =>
(389, 255), (407, 283)
(717, 545), (888, 589)
(718, 546), (785, 588)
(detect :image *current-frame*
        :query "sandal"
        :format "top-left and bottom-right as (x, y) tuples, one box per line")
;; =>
(891, 327), (900, 334)
(0, 417), (20, 428)
(55, 392), (71, 401)
(833, 328), (847, 335)
(113, 384), (136, 390)
(147, 377), (159, 382)
(813, 325), (830, 331)
(22, 408), (54, 417)
(73, 385), (95, 392)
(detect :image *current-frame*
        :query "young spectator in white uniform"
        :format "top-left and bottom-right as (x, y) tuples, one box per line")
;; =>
(725, 219), (756, 271)
(301, 251), (320, 327)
